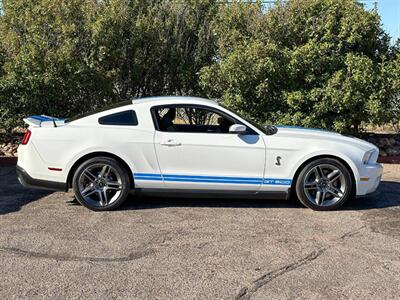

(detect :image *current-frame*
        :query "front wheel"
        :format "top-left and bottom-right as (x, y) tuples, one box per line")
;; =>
(295, 158), (353, 211)
(72, 157), (130, 211)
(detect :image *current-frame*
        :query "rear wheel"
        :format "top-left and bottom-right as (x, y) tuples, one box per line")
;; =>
(295, 158), (353, 211)
(72, 157), (130, 211)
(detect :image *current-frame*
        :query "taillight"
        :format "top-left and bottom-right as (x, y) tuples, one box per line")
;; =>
(21, 129), (32, 145)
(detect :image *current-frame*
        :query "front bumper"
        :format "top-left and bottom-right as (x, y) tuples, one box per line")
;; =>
(16, 165), (67, 192)
(357, 163), (383, 196)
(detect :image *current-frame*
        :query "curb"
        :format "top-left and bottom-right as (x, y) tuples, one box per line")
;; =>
(0, 157), (18, 166)
(378, 156), (400, 164)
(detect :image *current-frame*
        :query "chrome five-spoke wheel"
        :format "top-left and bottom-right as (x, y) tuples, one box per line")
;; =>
(72, 157), (130, 211)
(295, 158), (353, 211)
(78, 164), (122, 207)
(303, 164), (346, 206)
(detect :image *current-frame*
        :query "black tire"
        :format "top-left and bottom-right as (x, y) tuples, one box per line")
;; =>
(295, 158), (354, 211)
(72, 157), (130, 211)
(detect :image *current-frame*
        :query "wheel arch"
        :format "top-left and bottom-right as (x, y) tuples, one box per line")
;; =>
(67, 151), (134, 189)
(290, 154), (357, 197)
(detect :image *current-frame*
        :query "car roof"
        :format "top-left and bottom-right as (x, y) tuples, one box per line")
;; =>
(132, 96), (219, 107)
(67, 96), (220, 125)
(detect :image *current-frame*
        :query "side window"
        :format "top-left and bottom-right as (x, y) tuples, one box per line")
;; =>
(98, 110), (138, 126)
(154, 106), (235, 133)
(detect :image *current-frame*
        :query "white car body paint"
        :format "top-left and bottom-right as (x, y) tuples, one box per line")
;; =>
(17, 96), (383, 197)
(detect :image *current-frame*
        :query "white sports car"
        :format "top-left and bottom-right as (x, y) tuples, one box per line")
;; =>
(17, 96), (382, 211)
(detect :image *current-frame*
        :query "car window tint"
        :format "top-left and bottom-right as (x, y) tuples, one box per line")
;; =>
(66, 100), (132, 123)
(155, 106), (234, 133)
(98, 110), (138, 126)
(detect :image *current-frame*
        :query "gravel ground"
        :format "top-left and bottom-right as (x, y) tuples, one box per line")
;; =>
(0, 164), (399, 299)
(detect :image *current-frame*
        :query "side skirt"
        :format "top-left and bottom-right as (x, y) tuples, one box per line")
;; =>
(133, 188), (290, 200)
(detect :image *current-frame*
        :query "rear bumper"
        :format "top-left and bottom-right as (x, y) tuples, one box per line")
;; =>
(16, 165), (67, 192)
(357, 163), (383, 196)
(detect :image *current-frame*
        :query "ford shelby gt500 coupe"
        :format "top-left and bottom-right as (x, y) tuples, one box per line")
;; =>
(17, 96), (382, 211)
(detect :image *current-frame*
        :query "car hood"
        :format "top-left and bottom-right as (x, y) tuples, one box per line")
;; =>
(273, 126), (377, 152)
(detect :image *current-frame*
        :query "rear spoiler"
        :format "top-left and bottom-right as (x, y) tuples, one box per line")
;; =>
(23, 115), (66, 127)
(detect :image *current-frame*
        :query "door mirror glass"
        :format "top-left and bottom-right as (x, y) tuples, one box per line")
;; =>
(229, 124), (247, 134)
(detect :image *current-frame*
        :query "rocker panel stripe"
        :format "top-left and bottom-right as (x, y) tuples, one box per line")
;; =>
(133, 173), (292, 185)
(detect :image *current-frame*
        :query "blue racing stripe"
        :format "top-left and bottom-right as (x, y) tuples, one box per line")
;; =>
(134, 176), (163, 181)
(275, 125), (331, 133)
(133, 173), (291, 185)
(28, 115), (65, 122)
(134, 173), (162, 177)
(163, 174), (262, 181)
(163, 178), (262, 184)
(30, 115), (52, 121)
(263, 178), (292, 185)
(134, 173), (163, 181)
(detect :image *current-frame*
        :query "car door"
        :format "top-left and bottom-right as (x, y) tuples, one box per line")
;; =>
(151, 104), (266, 191)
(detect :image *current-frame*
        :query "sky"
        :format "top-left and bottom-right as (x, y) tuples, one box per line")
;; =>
(360, 0), (400, 44)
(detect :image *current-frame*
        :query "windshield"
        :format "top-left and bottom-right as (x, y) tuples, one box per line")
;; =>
(220, 104), (266, 132)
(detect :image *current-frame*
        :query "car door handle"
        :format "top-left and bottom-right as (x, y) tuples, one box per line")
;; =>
(160, 139), (182, 147)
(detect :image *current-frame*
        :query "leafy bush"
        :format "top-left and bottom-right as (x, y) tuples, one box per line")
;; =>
(0, 0), (399, 135)
(0, 0), (217, 132)
(200, 0), (396, 134)
(385, 53), (400, 132)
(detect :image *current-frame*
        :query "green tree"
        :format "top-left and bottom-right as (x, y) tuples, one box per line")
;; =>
(0, 0), (397, 135)
(91, 0), (217, 99)
(0, 0), (113, 132)
(200, 0), (392, 133)
(385, 52), (400, 132)
(0, 0), (218, 133)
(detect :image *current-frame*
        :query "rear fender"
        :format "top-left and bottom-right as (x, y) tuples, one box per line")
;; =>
(65, 147), (135, 183)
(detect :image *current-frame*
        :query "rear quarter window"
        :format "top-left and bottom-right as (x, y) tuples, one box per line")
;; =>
(98, 110), (138, 126)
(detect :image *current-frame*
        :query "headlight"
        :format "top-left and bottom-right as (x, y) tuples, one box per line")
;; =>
(362, 150), (374, 165)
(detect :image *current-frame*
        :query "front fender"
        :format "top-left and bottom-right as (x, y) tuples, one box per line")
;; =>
(289, 150), (361, 186)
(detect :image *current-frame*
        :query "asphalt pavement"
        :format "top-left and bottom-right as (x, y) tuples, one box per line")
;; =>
(0, 165), (399, 299)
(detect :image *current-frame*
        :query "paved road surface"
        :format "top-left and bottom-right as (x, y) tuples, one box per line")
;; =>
(0, 165), (399, 299)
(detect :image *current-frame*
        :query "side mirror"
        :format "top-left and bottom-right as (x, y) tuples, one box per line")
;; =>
(229, 124), (247, 134)
(265, 125), (278, 135)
